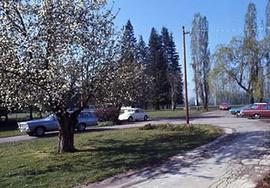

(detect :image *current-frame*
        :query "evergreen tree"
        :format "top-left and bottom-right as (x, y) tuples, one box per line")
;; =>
(147, 28), (170, 110)
(136, 36), (150, 108)
(160, 27), (183, 109)
(136, 35), (148, 66)
(120, 20), (137, 61)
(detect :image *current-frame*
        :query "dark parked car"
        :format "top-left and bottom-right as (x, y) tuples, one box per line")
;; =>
(18, 111), (97, 136)
(239, 103), (270, 119)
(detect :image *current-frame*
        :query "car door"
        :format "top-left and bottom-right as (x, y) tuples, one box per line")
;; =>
(79, 112), (97, 126)
(138, 109), (145, 120)
(46, 115), (59, 131)
(133, 110), (140, 120)
(86, 112), (97, 126)
(264, 104), (270, 117)
(261, 104), (268, 117)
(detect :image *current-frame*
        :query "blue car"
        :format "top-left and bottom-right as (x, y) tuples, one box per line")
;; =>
(18, 111), (97, 136)
(229, 104), (253, 115)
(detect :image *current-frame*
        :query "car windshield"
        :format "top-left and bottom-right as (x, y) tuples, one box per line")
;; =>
(44, 114), (55, 120)
(250, 105), (259, 109)
(127, 109), (135, 113)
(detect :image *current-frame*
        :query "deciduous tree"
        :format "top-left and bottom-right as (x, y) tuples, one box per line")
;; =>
(191, 13), (210, 109)
(0, 0), (117, 153)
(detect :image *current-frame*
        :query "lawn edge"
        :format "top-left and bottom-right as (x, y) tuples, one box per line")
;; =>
(78, 126), (233, 188)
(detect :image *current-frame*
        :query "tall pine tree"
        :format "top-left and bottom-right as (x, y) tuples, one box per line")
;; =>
(136, 36), (150, 108)
(161, 27), (183, 110)
(120, 20), (137, 61)
(117, 20), (145, 107)
(147, 28), (170, 110)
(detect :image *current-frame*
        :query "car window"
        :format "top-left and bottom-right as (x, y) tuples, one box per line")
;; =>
(250, 105), (258, 109)
(79, 112), (93, 118)
(44, 114), (56, 120)
(135, 110), (139, 113)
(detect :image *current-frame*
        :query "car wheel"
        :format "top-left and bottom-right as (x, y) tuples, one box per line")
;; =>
(27, 132), (34, 136)
(128, 116), (134, 122)
(253, 114), (261, 119)
(77, 123), (86, 131)
(144, 115), (148, 121)
(35, 127), (45, 137)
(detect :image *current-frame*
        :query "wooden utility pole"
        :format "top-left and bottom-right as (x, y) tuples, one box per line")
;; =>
(182, 26), (190, 125)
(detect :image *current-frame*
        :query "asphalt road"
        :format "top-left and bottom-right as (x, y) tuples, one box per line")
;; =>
(83, 110), (270, 188)
(0, 119), (180, 144)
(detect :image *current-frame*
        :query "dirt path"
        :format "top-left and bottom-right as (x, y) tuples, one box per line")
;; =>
(84, 111), (270, 188)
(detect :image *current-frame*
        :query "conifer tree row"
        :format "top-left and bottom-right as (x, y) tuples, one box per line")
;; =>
(120, 21), (184, 110)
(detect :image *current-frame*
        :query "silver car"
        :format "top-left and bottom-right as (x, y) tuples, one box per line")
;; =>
(18, 112), (97, 136)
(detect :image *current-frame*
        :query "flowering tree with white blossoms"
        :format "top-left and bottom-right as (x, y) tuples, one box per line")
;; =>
(0, 0), (118, 153)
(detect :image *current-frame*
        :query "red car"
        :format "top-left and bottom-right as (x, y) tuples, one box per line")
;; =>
(240, 103), (270, 119)
(219, 103), (230, 110)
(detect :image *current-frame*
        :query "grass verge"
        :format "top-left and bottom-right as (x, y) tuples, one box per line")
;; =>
(0, 130), (24, 138)
(0, 124), (221, 188)
(146, 109), (208, 119)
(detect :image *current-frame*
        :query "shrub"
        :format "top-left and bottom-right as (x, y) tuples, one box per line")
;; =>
(139, 123), (155, 130)
(97, 121), (114, 127)
(140, 123), (194, 131)
(94, 107), (119, 122)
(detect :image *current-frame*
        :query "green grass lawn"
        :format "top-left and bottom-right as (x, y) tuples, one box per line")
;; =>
(0, 124), (221, 188)
(0, 129), (24, 138)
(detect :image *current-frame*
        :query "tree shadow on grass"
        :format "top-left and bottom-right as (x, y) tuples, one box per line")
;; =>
(87, 130), (270, 187)
(72, 129), (220, 180)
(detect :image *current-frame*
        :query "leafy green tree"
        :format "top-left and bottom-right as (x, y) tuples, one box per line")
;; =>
(191, 13), (210, 109)
(265, 0), (270, 98)
(213, 3), (264, 103)
(244, 3), (262, 102)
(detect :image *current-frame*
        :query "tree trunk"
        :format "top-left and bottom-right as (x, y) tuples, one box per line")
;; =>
(171, 100), (175, 111)
(29, 105), (33, 120)
(115, 104), (122, 124)
(155, 102), (160, 110)
(144, 103), (148, 110)
(171, 90), (176, 111)
(204, 83), (209, 111)
(250, 96), (255, 104)
(57, 112), (77, 153)
(39, 111), (43, 118)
